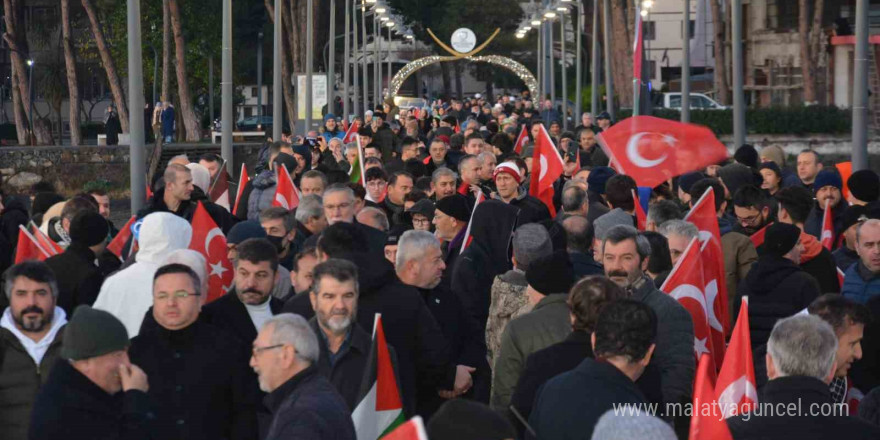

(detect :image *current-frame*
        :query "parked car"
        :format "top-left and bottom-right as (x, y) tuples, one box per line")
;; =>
(655, 92), (727, 110)
(237, 116), (288, 132)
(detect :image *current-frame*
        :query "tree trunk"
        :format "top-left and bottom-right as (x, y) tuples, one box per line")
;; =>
(61, 0), (82, 146)
(798, 0), (815, 103)
(81, 0), (130, 132)
(3, 0), (30, 144)
(710, 0), (730, 104)
(34, 117), (54, 145)
(454, 61), (463, 100)
(267, 0), (298, 132)
(610, 0), (633, 108)
(282, 0), (299, 122)
(290, 0), (303, 72)
(167, 0), (202, 141)
(440, 63), (452, 100)
(162, 0), (171, 102)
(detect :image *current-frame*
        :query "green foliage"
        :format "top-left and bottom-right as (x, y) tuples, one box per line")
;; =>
(82, 179), (112, 193)
(615, 105), (851, 135)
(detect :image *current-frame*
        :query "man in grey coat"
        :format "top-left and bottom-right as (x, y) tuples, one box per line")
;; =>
(602, 225), (695, 412)
(490, 251), (575, 412)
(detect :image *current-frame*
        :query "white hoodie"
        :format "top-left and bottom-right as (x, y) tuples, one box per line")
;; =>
(0, 306), (67, 365)
(92, 212), (192, 337)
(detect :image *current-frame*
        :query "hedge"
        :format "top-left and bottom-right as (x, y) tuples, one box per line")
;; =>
(0, 122), (106, 143)
(616, 105), (851, 136)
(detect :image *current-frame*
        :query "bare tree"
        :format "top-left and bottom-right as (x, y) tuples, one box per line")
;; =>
(2, 0), (31, 144)
(609, 0), (634, 108)
(61, 0), (82, 145)
(265, 0), (297, 130)
(798, 0), (825, 104)
(81, 0), (130, 132)
(710, 0), (730, 104)
(167, 0), (202, 141)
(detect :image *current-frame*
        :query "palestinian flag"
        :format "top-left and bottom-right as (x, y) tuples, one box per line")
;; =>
(352, 314), (405, 439)
(350, 136), (366, 185)
(382, 416), (428, 440)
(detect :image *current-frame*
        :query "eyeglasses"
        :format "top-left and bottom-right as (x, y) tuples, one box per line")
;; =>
(736, 213), (761, 225)
(154, 290), (201, 300)
(251, 344), (284, 357)
(413, 218), (431, 225)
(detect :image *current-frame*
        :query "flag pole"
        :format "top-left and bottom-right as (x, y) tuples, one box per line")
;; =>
(632, 0), (642, 117)
(209, 158), (228, 193)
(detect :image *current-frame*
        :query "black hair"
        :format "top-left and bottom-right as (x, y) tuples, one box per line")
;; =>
(234, 238), (279, 272)
(3, 261), (58, 299)
(605, 174), (638, 211)
(641, 231), (672, 276)
(568, 276), (626, 333)
(198, 153), (222, 164)
(562, 215), (593, 253)
(593, 299), (658, 362)
(365, 167), (388, 183)
(317, 222), (370, 257)
(311, 258), (359, 294)
(733, 184), (772, 210)
(689, 178), (726, 213)
(292, 247), (318, 273)
(389, 171), (415, 187)
(809, 293), (872, 334)
(153, 263), (201, 295)
(774, 186), (814, 224)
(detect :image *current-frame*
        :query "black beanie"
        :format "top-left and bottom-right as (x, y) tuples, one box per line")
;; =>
(848, 170), (880, 202)
(61, 305), (130, 360)
(734, 144), (759, 169)
(526, 250), (575, 295)
(763, 223), (800, 258)
(427, 399), (515, 440)
(273, 152), (298, 174)
(435, 194), (470, 222)
(32, 192), (64, 219)
(69, 211), (110, 246)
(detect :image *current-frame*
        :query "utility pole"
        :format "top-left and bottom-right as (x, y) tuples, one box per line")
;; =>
(602, 0), (614, 120)
(328, 0), (336, 117)
(731, 0), (745, 147)
(257, 32), (263, 119)
(681, 0), (691, 122)
(221, 0), (233, 172)
(590, 0), (599, 118)
(575, 3), (583, 126)
(343, 0), (350, 122)
(272, 0), (282, 141)
(305, 0), (314, 132)
(127, 0), (146, 212)
(852, 0), (869, 171)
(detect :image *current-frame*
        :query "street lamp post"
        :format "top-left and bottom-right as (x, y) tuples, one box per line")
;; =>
(329, 0), (336, 116)
(221, 0), (233, 172)
(852, 0), (869, 170)
(26, 60), (34, 139)
(127, 0), (146, 212)
(386, 23), (393, 103)
(272, 0), (282, 141)
(343, 0), (350, 122)
(257, 32), (263, 120)
(559, 7), (567, 130)
(361, 2), (369, 115)
(731, 0), (745, 147)
(590, 0), (599, 117)
(548, 13), (556, 108)
(374, 19), (380, 108)
(575, 2), (583, 127)
(306, 0), (314, 132)
(681, 0), (691, 123)
(352, 0), (360, 118)
(603, 0), (614, 120)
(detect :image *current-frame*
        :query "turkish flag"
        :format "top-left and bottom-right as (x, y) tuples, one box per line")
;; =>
(514, 124), (529, 155)
(689, 354), (734, 440)
(382, 416), (429, 440)
(749, 223), (771, 248)
(146, 182), (154, 201)
(837, 267), (846, 287)
(232, 163), (250, 217)
(189, 202), (234, 303)
(343, 120), (360, 144)
(715, 297), (758, 418)
(29, 223), (62, 256)
(454, 120), (461, 134)
(106, 216), (137, 260)
(273, 163), (300, 210)
(14, 225), (51, 264)
(660, 237), (717, 365)
(210, 167), (232, 211)
(596, 116), (729, 189)
(529, 123), (565, 217)
(633, 189), (647, 230)
(820, 199), (834, 250)
(685, 187), (729, 363)
(459, 190), (487, 255)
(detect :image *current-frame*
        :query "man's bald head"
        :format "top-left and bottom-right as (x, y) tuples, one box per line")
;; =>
(563, 215), (593, 254)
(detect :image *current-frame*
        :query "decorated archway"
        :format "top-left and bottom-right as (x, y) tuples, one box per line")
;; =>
(386, 28), (538, 99)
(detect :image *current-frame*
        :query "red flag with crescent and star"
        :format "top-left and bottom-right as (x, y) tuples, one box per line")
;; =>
(343, 120), (361, 144)
(633, 189), (647, 230)
(690, 354), (734, 440)
(715, 297), (758, 418)
(660, 237), (717, 366)
(685, 187), (729, 366)
(820, 199), (834, 250)
(596, 116), (729, 189)
(529, 123), (565, 217)
(232, 163), (250, 217)
(273, 163), (301, 210)
(514, 124), (529, 155)
(189, 202), (234, 303)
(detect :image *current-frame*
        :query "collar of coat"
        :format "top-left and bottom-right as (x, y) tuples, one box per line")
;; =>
(263, 364), (319, 412)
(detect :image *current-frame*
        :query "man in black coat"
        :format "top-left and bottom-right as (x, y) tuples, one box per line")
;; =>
(727, 314), (880, 440)
(775, 185), (840, 293)
(130, 263), (259, 440)
(306, 258), (374, 411)
(739, 223), (821, 357)
(320, 184), (387, 255)
(493, 161), (551, 225)
(283, 222), (469, 417)
(528, 300), (658, 440)
(395, 230), (488, 416)
(370, 111), (398, 162)
(562, 215), (604, 279)
(45, 211), (108, 314)
(251, 313), (355, 440)
(138, 164), (238, 234)
(203, 238), (285, 345)
(29, 306), (154, 440)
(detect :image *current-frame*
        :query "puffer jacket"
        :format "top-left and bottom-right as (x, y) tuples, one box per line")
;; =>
(842, 262), (880, 304)
(246, 170), (277, 222)
(92, 212), (193, 337)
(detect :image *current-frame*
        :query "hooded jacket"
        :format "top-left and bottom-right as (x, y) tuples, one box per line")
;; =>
(738, 255), (821, 350)
(92, 213), (193, 338)
(799, 232), (841, 294)
(283, 252), (455, 417)
(451, 200), (521, 331)
(244, 170), (277, 222)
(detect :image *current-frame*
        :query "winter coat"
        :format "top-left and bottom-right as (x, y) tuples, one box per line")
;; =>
(105, 113), (121, 145)
(527, 358), (647, 440)
(569, 251), (604, 280)
(486, 269), (531, 369)
(491, 294), (571, 411)
(632, 276), (696, 408)
(161, 106), (175, 138)
(719, 215), (759, 328)
(851, 295), (880, 392)
(799, 232), (841, 294)
(201, 290), (285, 346)
(452, 200), (521, 332)
(283, 251), (455, 417)
(842, 262), (880, 305)
(805, 200), (848, 251)
(507, 193), (552, 226)
(309, 319), (373, 412)
(44, 244), (105, 315)
(509, 331), (663, 429)
(28, 359), (156, 440)
(129, 318), (259, 440)
(738, 255), (821, 351)
(263, 365), (355, 440)
(241, 170), (277, 222)
(833, 246), (860, 273)
(372, 123), (397, 162)
(1, 195), (29, 250)
(137, 186), (238, 234)
(415, 284), (490, 415)
(0, 309), (65, 440)
(727, 376), (880, 440)
(92, 213), (193, 337)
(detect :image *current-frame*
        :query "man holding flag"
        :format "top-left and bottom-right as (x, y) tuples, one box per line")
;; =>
(805, 170), (849, 251)
(251, 313), (356, 440)
(494, 161), (549, 225)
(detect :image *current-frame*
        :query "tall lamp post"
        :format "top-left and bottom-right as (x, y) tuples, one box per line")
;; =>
(126, 0), (146, 212)
(305, 0), (314, 132)
(26, 59), (34, 140)
(852, 0), (869, 170)
(590, 0), (599, 117)
(257, 32), (263, 120)
(328, 0), (336, 116)
(272, 0), (282, 141)
(558, 4), (568, 130)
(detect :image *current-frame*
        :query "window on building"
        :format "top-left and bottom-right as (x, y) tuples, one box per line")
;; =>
(681, 20), (696, 38)
(647, 60), (657, 80)
(251, 87), (258, 98)
(767, 0), (798, 31)
(644, 21), (656, 41)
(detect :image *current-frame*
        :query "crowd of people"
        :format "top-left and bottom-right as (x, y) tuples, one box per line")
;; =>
(2, 91), (880, 440)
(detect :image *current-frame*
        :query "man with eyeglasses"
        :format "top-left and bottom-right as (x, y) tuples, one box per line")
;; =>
(251, 313), (355, 440)
(203, 238), (285, 346)
(319, 184), (387, 255)
(130, 263), (259, 440)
